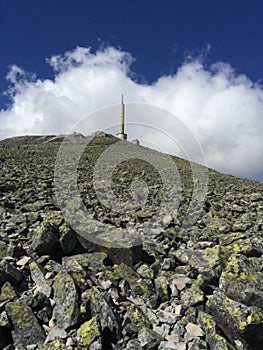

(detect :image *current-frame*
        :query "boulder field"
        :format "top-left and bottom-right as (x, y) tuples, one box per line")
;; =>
(0, 134), (262, 349)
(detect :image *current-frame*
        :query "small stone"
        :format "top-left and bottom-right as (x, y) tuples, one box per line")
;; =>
(26, 345), (37, 350)
(154, 276), (170, 301)
(188, 338), (207, 350)
(44, 272), (54, 279)
(29, 261), (52, 298)
(65, 338), (76, 347)
(172, 277), (191, 291)
(162, 214), (173, 227)
(165, 334), (180, 342)
(44, 326), (67, 344)
(172, 304), (182, 316)
(126, 339), (143, 350)
(16, 256), (31, 266)
(137, 263), (154, 279)
(185, 322), (204, 337)
(161, 258), (173, 270)
(0, 310), (10, 327)
(153, 325), (170, 337)
(158, 341), (186, 350)
(157, 309), (176, 325)
(138, 327), (162, 348)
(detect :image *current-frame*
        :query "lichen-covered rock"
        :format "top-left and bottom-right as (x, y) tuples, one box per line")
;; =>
(219, 254), (263, 308)
(31, 222), (60, 256)
(206, 290), (263, 349)
(62, 258), (89, 290)
(0, 281), (17, 302)
(0, 310), (10, 327)
(123, 303), (151, 334)
(154, 275), (170, 302)
(3, 135), (263, 349)
(138, 327), (163, 349)
(62, 251), (107, 273)
(251, 235), (263, 254)
(52, 270), (80, 330)
(76, 227), (142, 266)
(222, 237), (258, 258)
(113, 262), (150, 296)
(81, 286), (121, 341)
(188, 245), (223, 278)
(0, 260), (25, 291)
(0, 241), (7, 259)
(187, 338), (207, 350)
(29, 261), (52, 297)
(198, 311), (232, 350)
(137, 263), (155, 280)
(77, 316), (100, 347)
(38, 339), (69, 349)
(59, 222), (79, 255)
(5, 298), (45, 347)
(181, 275), (204, 307)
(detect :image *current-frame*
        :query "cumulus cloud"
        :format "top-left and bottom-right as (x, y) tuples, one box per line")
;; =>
(0, 46), (263, 180)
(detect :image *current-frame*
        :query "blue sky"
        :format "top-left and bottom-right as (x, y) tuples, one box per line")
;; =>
(0, 0), (263, 180)
(0, 0), (262, 92)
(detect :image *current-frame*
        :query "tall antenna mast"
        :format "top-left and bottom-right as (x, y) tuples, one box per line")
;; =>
(116, 94), (127, 140)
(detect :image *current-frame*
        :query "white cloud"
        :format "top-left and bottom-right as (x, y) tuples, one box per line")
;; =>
(0, 46), (263, 180)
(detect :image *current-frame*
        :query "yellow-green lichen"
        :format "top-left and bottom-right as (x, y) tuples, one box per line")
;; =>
(0, 282), (17, 301)
(161, 283), (168, 295)
(77, 317), (100, 346)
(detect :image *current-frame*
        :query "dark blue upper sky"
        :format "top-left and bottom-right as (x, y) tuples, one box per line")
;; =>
(0, 0), (262, 108)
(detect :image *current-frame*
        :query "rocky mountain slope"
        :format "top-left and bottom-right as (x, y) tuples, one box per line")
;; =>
(0, 134), (262, 350)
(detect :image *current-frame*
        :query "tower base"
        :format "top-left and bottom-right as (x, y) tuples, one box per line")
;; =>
(116, 133), (127, 140)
